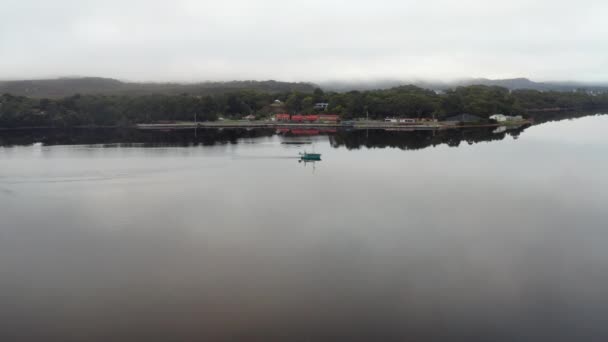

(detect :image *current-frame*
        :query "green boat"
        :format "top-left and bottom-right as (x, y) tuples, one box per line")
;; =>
(299, 152), (321, 161)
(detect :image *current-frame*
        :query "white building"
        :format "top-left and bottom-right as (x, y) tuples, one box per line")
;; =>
(398, 118), (416, 124)
(490, 114), (523, 122)
(490, 114), (508, 122)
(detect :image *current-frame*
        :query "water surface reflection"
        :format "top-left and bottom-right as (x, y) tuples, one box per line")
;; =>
(1, 115), (608, 341)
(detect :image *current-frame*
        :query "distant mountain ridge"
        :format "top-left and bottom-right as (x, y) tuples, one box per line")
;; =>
(0, 77), (317, 98)
(454, 78), (608, 92)
(2, 77), (608, 98)
(320, 78), (608, 92)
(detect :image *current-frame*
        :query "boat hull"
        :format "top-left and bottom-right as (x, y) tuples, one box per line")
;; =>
(300, 152), (321, 161)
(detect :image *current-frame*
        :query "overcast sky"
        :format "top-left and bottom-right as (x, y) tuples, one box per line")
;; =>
(1, 0), (607, 83)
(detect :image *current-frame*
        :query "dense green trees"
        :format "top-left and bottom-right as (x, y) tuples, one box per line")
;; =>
(2, 85), (608, 128)
(510, 89), (603, 110)
(441, 86), (519, 116)
(0, 93), (221, 128)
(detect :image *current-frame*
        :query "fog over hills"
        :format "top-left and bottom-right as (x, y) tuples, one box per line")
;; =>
(0, 78), (316, 98)
(320, 78), (608, 92)
(1, 77), (608, 98)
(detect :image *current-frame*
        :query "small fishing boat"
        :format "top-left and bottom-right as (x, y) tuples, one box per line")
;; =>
(299, 152), (321, 161)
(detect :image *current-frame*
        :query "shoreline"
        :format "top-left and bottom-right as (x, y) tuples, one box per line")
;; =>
(135, 120), (531, 130)
(0, 120), (532, 131)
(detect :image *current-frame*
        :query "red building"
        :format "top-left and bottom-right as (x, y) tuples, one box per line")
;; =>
(274, 113), (340, 123)
(303, 115), (319, 122)
(318, 114), (340, 122)
(275, 114), (291, 121)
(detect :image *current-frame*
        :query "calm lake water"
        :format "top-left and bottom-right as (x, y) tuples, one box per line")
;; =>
(1, 115), (608, 341)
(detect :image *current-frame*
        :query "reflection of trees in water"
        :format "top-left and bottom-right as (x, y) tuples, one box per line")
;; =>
(0, 125), (527, 150)
(0, 128), (277, 147)
(531, 110), (606, 125)
(329, 126), (529, 151)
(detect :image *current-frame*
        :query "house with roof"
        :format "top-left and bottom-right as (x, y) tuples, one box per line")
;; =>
(314, 102), (329, 110)
(490, 114), (524, 122)
(490, 114), (508, 122)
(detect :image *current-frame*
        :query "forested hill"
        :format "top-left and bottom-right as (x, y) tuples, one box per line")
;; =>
(2, 84), (608, 128)
(0, 77), (317, 98)
(320, 78), (608, 92)
(3, 77), (608, 98)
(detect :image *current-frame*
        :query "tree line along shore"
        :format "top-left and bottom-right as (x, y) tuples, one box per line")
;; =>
(1, 85), (607, 128)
